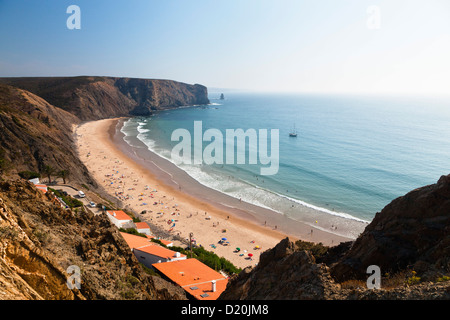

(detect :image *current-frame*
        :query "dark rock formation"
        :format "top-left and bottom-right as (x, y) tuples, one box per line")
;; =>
(220, 175), (450, 300)
(330, 174), (450, 282)
(220, 238), (342, 300)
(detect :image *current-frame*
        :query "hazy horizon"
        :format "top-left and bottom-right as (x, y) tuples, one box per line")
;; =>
(1, 0), (449, 96)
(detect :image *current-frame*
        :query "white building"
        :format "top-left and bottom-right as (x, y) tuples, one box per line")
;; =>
(133, 245), (187, 269)
(106, 210), (134, 229)
(134, 221), (152, 235)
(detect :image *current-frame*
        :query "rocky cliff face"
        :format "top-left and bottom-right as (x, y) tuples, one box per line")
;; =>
(219, 238), (342, 300)
(0, 84), (94, 186)
(220, 175), (450, 300)
(329, 174), (450, 283)
(114, 77), (209, 116)
(0, 76), (210, 120)
(0, 76), (209, 186)
(0, 179), (186, 300)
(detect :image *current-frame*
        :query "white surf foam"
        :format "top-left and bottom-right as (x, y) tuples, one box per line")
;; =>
(122, 117), (369, 228)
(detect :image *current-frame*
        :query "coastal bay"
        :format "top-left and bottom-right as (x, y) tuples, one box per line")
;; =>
(75, 118), (362, 269)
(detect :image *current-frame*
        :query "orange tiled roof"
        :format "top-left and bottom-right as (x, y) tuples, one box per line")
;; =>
(107, 210), (132, 221)
(152, 259), (228, 300)
(120, 232), (154, 249)
(135, 222), (150, 229)
(134, 245), (186, 260)
(35, 184), (48, 193)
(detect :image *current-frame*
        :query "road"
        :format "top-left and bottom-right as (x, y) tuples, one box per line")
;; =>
(50, 184), (102, 215)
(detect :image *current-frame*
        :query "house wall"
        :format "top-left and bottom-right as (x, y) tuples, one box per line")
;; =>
(107, 215), (132, 229)
(137, 228), (151, 235)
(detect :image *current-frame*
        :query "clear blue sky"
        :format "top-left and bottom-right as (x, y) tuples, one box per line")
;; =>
(1, 0), (449, 95)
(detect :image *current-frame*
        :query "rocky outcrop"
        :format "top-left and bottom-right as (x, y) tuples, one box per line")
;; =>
(219, 238), (342, 300)
(0, 179), (186, 300)
(330, 174), (450, 282)
(0, 76), (210, 120)
(220, 175), (450, 300)
(114, 77), (209, 116)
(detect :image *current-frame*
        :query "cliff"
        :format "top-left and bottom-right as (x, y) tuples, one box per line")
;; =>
(0, 179), (186, 300)
(220, 175), (450, 300)
(0, 76), (209, 186)
(0, 84), (94, 186)
(329, 174), (450, 283)
(0, 76), (209, 120)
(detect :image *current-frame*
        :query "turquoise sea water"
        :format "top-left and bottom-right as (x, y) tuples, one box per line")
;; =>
(121, 92), (450, 223)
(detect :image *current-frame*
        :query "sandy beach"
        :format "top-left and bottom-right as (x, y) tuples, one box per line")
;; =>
(75, 118), (365, 269)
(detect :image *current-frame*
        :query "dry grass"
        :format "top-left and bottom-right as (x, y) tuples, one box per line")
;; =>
(340, 279), (366, 290)
(340, 270), (418, 290)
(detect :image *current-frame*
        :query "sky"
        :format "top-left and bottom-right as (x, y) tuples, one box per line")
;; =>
(0, 0), (449, 95)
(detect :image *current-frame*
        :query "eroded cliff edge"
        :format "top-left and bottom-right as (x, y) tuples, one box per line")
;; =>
(0, 76), (209, 120)
(220, 175), (450, 300)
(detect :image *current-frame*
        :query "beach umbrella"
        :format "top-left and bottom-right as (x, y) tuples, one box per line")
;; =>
(222, 238), (227, 241)
(248, 253), (253, 257)
(236, 247), (240, 251)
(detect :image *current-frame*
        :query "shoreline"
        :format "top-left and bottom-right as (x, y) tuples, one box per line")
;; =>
(75, 117), (365, 269)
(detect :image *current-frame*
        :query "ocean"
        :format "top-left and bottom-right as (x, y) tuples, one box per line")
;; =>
(120, 92), (450, 225)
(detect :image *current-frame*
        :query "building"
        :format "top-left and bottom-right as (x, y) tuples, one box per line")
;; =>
(152, 258), (228, 300)
(147, 235), (173, 247)
(106, 210), (133, 229)
(134, 245), (186, 268)
(34, 184), (48, 193)
(28, 178), (47, 193)
(119, 232), (186, 269)
(28, 178), (40, 185)
(134, 221), (152, 235)
(120, 232), (152, 249)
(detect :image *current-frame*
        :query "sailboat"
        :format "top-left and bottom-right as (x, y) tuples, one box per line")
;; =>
(289, 124), (298, 137)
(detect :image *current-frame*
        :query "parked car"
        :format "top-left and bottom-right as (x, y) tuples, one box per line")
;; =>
(78, 190), (85, 198)
(89, 201), (96, 208)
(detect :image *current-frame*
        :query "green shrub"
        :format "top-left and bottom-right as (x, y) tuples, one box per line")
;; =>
(19, 170), (41, 180)
(150, 238), (167, 247)
(436, 275), (450, 282)
(119, 228), (147, 238)
(295, 240), (329, 258)
(169, 245), (241, 275)
(49, 188), (83, 208)
(406, 271), (421, 285)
